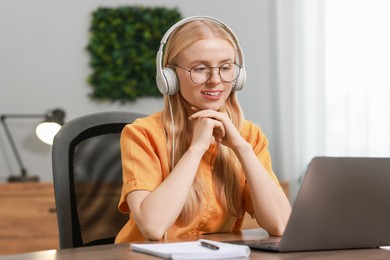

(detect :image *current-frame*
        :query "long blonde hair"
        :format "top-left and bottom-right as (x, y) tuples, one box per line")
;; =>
(161, 19), (245, 225)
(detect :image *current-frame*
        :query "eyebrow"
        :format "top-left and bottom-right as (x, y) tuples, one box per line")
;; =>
(187, 58), (235, 67)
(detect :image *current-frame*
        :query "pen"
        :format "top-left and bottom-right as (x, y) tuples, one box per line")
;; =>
(199, 240), (220, 250)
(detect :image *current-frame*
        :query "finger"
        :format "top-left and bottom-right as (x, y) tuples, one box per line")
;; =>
(213, 121), (225, 141)
(189, 109), (221, 120)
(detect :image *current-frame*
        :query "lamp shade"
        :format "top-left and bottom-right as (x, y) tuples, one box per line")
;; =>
(35, 109), (65, 145)
(36, 122), (62, 145)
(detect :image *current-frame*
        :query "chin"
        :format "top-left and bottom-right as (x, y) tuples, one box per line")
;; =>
(201, 104), (222, 111)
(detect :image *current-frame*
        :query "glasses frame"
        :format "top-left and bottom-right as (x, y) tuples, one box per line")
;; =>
(170, 62), (241, 85)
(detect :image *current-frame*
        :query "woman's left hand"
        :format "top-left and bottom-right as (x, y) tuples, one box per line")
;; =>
(189, 107), (245, 149)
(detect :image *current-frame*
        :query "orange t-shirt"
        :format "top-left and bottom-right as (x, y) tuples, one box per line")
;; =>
(115, 112), (280, 243)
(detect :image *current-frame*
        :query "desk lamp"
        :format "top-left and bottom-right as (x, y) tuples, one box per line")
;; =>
(0, 108), (65, 182)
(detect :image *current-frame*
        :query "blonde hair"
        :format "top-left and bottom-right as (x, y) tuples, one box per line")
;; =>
(161, 19), (245, 225)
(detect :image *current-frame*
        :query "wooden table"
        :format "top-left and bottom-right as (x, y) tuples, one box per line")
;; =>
(0, 182), (58, 255)
(1, 229), (390, 260)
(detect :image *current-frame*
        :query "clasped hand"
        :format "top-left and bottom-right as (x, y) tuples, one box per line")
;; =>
(188, 107), (243, 152)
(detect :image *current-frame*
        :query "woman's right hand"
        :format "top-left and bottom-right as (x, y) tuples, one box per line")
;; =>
(190, 115), (225, 153)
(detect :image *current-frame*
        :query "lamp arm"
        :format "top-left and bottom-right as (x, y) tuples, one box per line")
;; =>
(0, 115), (44, 177)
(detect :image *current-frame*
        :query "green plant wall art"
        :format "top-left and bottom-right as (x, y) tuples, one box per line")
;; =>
(87, 6), (182, 102)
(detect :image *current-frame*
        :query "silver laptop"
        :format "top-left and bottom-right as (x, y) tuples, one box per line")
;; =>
(237, 157), (390, 252)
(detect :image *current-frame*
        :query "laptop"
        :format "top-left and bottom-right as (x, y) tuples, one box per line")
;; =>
(235, 156), (390, 252)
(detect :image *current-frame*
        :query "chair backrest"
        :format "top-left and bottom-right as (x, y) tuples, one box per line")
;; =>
(52, 111), (145, 249)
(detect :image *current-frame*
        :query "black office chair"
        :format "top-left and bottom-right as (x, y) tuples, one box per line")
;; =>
(52, 111), (145, 249)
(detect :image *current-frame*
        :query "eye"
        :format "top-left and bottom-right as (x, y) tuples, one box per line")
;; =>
(220, 63), (233, 71)
(192, 64), (209, 73)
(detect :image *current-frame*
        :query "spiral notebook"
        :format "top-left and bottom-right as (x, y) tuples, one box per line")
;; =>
(130, 239), (251, 259)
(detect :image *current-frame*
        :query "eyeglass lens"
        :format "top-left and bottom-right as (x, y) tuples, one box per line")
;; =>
(190, 63), (240, 84)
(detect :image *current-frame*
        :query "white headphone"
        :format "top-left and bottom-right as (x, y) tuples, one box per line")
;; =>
(156, 15), (247, 96)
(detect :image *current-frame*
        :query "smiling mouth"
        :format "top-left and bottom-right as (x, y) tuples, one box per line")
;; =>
(202, 91), (222, 96)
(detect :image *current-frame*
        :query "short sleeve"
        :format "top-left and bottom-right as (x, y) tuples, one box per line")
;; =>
(118, 117), (169, 213)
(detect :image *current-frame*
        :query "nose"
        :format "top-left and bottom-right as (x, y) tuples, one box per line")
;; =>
(207, 67), (221, 84)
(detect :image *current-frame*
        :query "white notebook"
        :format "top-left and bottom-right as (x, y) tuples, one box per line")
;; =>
(130, 239), (251, 259)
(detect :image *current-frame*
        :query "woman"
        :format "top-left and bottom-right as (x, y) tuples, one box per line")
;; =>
(115, 16), (291, 243)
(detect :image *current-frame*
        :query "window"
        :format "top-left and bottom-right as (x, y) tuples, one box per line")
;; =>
(325, 0), (390, 156)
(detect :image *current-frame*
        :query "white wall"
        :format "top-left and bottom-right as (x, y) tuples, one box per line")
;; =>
(0, 0), (277, 182)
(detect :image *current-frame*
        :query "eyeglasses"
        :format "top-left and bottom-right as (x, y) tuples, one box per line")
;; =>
(170, 62), (241, 85)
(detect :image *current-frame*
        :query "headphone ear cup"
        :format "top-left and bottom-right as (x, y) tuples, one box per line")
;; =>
(234, 67), (246, 91)
(163, 67), (179, 95)
(156, 67), (179, 95)
(156, 71), (168, 95)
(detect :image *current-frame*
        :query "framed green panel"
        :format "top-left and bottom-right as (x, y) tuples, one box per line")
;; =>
(87, 6), (182, 102)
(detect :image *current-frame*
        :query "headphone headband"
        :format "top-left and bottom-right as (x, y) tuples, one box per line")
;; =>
(156, 15), (246, 95)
